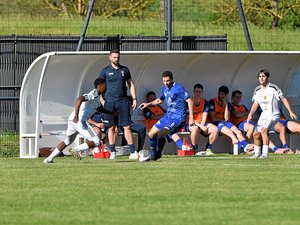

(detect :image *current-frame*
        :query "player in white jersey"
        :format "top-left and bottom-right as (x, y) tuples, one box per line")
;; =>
(43, 78), (107, 163)
(247, 69), (297, 159)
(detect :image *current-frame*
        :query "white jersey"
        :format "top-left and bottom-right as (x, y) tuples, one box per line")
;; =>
(68, 89), (101, 122)
(252, 82), (284, 120)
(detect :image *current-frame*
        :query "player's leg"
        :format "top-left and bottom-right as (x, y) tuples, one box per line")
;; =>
(287, 121), (300, 133)
(118, 99), (137, 159)
(252, 130), (262, 158)
(189, 125), (200, 152)
(44, 120), (78, 163)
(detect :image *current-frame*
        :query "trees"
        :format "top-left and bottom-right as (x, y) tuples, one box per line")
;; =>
(212, 0), (300, 29)
(43, 0), (154, 18)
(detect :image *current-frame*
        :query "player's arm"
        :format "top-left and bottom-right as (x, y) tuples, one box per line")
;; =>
(87, 118), (104, 129)
(73, 96), (86, 123)
(186, 98), (195, 126)
(139, 98), (163, 110)
(281, 97), (297, 119)
(127, 78), (138, 109)
(247, 102), (259, 122)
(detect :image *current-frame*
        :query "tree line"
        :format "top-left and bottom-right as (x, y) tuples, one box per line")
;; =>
(1, 0), (299, 29)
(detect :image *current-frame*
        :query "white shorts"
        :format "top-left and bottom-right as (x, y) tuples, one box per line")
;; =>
(66, 120), (98, 141)
(256, 117), (276, 132)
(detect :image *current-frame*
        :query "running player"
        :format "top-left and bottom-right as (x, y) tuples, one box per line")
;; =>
(138, 71), (194, 160)
(43, 78), (106, 163)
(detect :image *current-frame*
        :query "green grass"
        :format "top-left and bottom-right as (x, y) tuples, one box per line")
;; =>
(0, 131), (19, 157)
(1, 154), (300, 225)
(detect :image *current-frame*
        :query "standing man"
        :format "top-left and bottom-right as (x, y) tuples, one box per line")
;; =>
(247, 69), (297, 159)
(99, 49), (138, 160)
(139, 71), (194, 160)
(189, 83), (218, 156)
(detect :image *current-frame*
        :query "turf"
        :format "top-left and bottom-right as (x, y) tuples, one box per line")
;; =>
(1, 154), (300, 225)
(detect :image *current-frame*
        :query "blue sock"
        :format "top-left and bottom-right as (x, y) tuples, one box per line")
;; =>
(240, 140), (249, 148)
(283, 144), (289, 148)
(206, 143), (212, 149)
(149, 137), (158, 155)
(157, 138), (166, 153)
(192, 144), (198, 151)
(273, 146), (279, 152)
(128, 144), (135, 154)
(109, 144), (116, 152)
(175, 139), (183, 149)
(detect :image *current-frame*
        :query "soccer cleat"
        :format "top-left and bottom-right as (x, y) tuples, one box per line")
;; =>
(195, 151), (206, 156)
(69, 148), (82, 160)
(129, 151), (139, 160)
(258, 155), (268, 160)
(109, 151), (116, 160)
(43, 158), (54, 163)
(205, 148), (215, 156)
(250, 154), (260, 159)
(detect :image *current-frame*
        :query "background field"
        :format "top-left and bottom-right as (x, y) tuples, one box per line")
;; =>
(1, 154), (300, 225)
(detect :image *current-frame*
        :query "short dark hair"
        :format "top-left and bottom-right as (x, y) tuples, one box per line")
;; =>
(194, 83), (203, 90)
(258, 69), (270, 78)
(110, 49), (120, 54)
(162, 71), (173, 79)
(218, 85), (229, 95)
(232, 90), (242, 97)
(94, 78), (106, 88)
(146, 91), (156, 98)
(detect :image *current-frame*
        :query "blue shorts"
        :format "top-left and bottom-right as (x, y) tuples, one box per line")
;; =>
(213, 121), (235, 132)
(154, 115), (186, 136)
(103, 99), (131, 127)
(238, 120), (256, 135)
(278, 119), (288, 127)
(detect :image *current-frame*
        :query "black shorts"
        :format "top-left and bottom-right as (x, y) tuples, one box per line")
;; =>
(103, 99), (131, 127)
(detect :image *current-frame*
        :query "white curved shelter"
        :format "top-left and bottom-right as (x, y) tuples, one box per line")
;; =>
(20, 51), (300, 158)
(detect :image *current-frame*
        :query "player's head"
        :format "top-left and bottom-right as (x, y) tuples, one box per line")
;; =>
(146, 91), (156, 102)
(109, 49), (120, 65)
(257, 69), (270, 86)
(193, 83), (204, 98)
(94, 78), (106, 94)
(218, 85), (229, 101)
(231, 90), (242, 104)
(162, 71), (173, 89)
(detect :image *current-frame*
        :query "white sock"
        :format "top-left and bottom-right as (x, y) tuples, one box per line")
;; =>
(74, 143), (89, 151)
(254, 145), (261, 157)
(47, 148), (61, 161)
(262, 145), (269, 156)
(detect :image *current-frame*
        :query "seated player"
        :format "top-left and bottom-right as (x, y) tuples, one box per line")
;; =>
(230, 90), (255, 153)
(188, 83), (218, 156)
(208, 86), (253, 154)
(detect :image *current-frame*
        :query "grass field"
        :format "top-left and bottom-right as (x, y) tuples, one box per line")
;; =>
(1, 154), (300, 225)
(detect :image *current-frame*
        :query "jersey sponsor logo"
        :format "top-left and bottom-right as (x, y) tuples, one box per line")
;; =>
(108, 72), (114, 76)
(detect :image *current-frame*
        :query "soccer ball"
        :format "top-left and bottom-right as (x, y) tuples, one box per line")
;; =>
(138, 149), (151, 162)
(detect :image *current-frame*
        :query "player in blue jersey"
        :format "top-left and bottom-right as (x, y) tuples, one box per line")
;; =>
(99, 49), (138, 160)
(139, 71), (194, 160)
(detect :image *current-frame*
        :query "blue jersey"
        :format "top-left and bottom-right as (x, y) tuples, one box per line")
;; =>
(99, 64), (131, 101)
(159, 82), (190, 120)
